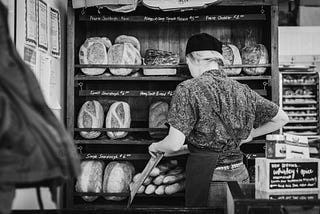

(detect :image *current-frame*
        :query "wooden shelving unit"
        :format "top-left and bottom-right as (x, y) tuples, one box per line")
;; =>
(66, 0), (279, 209)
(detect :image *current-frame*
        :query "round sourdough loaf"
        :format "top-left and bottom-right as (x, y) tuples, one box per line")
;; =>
(105, 101), (131, 139)
(222, 44), (242, 76)
(149, 101), (169, 138)
(108, 43), (142, 76)
(79, 37), (112, 75)
(241, 44), (268, 75)
(102, 161), (135, 201)
(115, 35), (141, 52)
(77, 100), (104, 139)
(75, 161), (105, 202)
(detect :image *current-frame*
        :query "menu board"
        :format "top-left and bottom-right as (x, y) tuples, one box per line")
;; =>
(269, 162), (318, 189)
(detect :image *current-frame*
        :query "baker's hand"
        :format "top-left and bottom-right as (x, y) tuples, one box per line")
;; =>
(148, 143), (160, 158)
(240, 129), (254, 145)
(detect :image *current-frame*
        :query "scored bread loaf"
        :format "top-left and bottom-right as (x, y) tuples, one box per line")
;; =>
(105, 101), (131, 139)
(75, 161), (105, 202)
(115, 35), (141, 52)
(77, 100), (104, 139)
(102, 161), (135, 201)
(149, 101), (169, 138)
(79, 37), (112, 76)
(222, 44), (242, 76)
(108, 43), (142, 76)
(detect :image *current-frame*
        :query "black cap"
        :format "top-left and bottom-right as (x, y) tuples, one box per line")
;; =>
(185, 33), (222, 56)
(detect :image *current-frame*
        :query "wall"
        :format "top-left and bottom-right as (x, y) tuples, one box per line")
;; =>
(279, 26), (320, 67)
(9, 0), (68, 209)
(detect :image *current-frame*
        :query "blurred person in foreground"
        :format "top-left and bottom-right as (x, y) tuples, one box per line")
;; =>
(0, 2), (80, 213)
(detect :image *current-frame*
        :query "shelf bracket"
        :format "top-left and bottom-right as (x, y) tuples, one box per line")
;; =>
(77, 82), (83, 91)
(260, 5), (265, 14)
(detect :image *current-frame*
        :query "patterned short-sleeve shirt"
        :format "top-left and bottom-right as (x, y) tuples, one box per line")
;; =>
(167, 69), (279, 166)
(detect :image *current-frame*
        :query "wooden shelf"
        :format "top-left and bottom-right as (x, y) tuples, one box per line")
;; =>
(75, 128), (168, 132)
(74, 192), (184, 198)
(80, 153), (150, 160)
(75, 63), (271, 69)
(75, 75), (188, 81)
(75, 139), (156, 145)
(79, 14), (266, 23)
(75, 74), (272, 81)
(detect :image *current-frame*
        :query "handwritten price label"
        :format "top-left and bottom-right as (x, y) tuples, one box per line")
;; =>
(85, 153), (133, 160)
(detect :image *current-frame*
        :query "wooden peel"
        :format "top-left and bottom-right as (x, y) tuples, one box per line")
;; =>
(127, 153), (164, 207)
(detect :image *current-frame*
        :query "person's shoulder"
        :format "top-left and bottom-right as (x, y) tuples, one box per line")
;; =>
(176, 78), (198, 89)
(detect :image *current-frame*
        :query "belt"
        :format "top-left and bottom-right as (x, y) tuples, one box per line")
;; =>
(215, 162), (243, 170)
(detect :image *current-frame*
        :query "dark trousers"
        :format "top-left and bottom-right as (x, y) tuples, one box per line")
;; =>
(0, 184), (15, 214)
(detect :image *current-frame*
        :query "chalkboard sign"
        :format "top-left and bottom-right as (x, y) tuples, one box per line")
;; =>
(81, 153), (149, 160)
(79, 90), (174, 97)
(269, 162), (318, 189)
(79, 14), (266, 22)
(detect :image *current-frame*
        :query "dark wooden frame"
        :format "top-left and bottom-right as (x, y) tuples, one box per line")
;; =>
(66, 0), (279, 209)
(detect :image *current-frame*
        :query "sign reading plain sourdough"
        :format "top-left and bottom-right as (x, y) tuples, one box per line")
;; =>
(255, 158), (320, 193)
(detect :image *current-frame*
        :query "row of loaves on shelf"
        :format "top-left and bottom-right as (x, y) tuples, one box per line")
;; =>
(77, 100), (168, 139)
(283, 75), (316, 84)
(79, 35), (269, 77)
(76, 159), (185, 202)
(283, 88), (313, 96)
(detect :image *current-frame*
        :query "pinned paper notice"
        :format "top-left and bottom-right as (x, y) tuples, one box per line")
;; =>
(284, 133), (310, 159)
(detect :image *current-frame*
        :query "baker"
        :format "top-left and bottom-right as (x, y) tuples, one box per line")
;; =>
(148, 33), (289, 207)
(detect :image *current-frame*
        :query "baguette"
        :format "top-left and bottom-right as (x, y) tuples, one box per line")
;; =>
(163, 172), (185, 184)
(137, 185), (145, 194)
(143, 176), (152, 185)
(150, 167), (161, 177)
(145, 184), (156, 195)
(166, 166), (184, 175)
(164, 181), (185, 195)
(155, 185), (166, 195)
(153, 174), (166, 185)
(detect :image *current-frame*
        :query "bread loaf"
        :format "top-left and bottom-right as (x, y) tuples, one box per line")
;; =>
(77, 100), (104, 139)
(143, 49), (179, 76)
(242, 44), (268, 75)
(105, 101), (131, 139)
(222, 44), (242, 76)
(115, 35), (141, 52)
(102, 161), (135, 201)
(108, 43), (142, 76)
(164, 181), (185, 195)
(149, 101), (169, 138)
(79, 37), (112, 75)
(75, 161), (105, 202)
